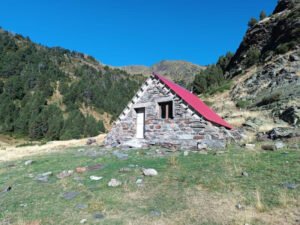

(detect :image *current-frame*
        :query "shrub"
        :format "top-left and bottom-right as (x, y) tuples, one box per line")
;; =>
(256, 92), (281, 107)
(244, 47), (261, 67)
(276, 41), (297, 55)
(236, 99), (252, 109)
(193, 65), (225, 95)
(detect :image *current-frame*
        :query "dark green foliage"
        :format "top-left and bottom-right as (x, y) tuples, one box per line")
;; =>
(0, 80), (3, 94)
(236, 99), (252, 109)
(192, 51), (234, 96)
(44, 105), (64, 140)
(0, 29), (144, 140)
(216, 52), (234, 73)
(256, 92), (281, 107)
(0, 94), (18, 132)
(193, 65), (224, 94)
(244, 47), (261, 67)
(60, 110), (85, 140)
(259, 11), (267, 20)
(248, 17), (258, 28)
(84, 115), (105, 137)
(275, 41), (297, 54)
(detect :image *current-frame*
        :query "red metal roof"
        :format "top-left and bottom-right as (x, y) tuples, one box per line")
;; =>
(153, 73), (232, 129)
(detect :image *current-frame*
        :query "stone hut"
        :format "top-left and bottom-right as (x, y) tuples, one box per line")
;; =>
(105, 73), (234, 149)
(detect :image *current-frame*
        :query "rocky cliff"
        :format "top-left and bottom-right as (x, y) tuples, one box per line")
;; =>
(227, 0), (300, 127)
(199, 0), (300, 144)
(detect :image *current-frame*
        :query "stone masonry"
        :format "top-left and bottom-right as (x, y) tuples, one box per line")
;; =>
(105, 76), (235, 149)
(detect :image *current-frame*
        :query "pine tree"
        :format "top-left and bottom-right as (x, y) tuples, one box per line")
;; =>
(259, 11), (267, 20)
(248, 18), (258, 28)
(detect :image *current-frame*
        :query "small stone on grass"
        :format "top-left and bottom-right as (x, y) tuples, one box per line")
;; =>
(80, 219), (87, 224)
(93, 212), (105, 220)
(150, 210), (161, 217)
(76, 204), (88, 210)
(35, 172), (52, 183)
(108, 179), (122, 187)
(24, 160), (34, 166)
(56, 170), (73, 179)
(143, 168), (158, 176)
(241, 171), (249, 177)
(119, 167), (132, 173)
(89, 176), (103, 181)
(62, 191), (80, 200)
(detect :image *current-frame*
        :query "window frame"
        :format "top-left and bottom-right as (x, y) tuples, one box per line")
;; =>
(158, 101), (174, 119)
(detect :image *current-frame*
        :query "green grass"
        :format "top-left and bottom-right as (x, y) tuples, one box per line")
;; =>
(0, 146), (299, 225)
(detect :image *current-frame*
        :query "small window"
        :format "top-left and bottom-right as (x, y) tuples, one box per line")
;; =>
(159, 101), (173, 119)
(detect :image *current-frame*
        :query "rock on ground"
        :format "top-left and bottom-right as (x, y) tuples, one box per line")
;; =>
(24, 160), (34, 166)
(143, 168), (158, 176)
(62, 191), (80, 200)
(89, 176), (103, 181)
(245, 144), (255, 150)
(35, 172), (52, 183)
(56, 170), (73, 179)
(108, 179), (122, 187)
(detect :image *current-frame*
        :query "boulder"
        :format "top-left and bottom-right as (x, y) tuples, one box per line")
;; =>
(289, 54), (300, 62)
(261, 144), (276, 151)
(267, 127), (300, 140)
(279, 106), (300, 125)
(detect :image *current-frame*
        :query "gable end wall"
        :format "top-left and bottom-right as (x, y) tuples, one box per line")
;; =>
(105, 76), (229, 149)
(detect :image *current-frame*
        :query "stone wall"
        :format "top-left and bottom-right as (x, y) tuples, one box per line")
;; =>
(105, 77), (233, 149)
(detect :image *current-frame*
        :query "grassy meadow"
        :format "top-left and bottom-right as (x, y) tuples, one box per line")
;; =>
(0, 145), (299, 225)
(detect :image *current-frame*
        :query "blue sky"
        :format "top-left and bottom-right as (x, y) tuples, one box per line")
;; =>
(1, 0), (276, 66)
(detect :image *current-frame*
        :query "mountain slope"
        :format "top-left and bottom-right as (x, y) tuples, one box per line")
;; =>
(118, 60), (205, 87)
(0, 28), (145, 140)
(200, 0), (300, 137)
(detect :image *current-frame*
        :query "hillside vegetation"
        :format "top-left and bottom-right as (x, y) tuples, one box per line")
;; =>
(0, 29), (145, 141)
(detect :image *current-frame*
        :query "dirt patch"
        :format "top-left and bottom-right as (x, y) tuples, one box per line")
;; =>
(0, 134), (106, 162)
